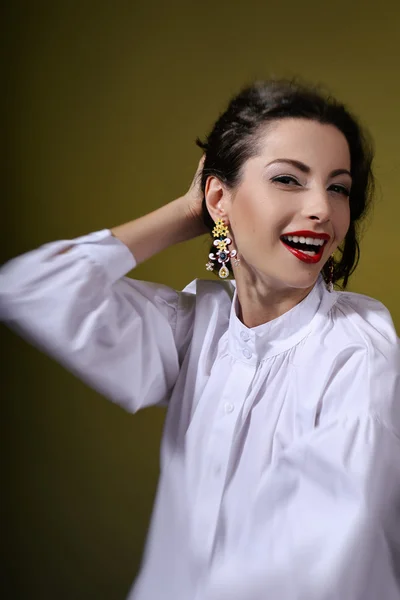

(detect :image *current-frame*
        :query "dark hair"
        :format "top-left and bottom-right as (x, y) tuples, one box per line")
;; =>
(196, 79), (374, 288)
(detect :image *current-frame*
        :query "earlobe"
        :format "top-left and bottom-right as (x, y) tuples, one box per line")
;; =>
(205, 176), (229, 223)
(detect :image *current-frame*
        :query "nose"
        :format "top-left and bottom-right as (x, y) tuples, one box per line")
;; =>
(304, 189), (332, 223)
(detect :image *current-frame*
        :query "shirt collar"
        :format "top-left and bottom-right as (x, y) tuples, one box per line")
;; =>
(228, 276), (328, 361)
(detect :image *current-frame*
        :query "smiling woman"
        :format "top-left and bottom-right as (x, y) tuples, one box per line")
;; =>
(0, 79), (399, 600)
(198, 81), (373, 292)
(202, 116), (357, 326)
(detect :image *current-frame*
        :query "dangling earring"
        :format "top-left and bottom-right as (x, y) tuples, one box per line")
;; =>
(205, 219), (240, 279)
(326, 254), (335, 292)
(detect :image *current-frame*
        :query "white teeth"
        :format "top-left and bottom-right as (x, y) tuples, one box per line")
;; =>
(282, 235), (326, 247)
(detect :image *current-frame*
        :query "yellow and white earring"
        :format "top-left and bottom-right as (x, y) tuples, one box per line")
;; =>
(205, 219), (240, 279)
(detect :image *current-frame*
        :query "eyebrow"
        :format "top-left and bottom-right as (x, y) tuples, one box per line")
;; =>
(266, 159), (352, 179)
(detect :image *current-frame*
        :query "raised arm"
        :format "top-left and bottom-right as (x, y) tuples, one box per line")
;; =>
(110, 156), (207, 263)
(0, 158), (207, 412)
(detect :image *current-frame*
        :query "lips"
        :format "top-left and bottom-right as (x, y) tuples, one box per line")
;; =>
(280, 230), (330, 265)
(281, 242), (325, 264)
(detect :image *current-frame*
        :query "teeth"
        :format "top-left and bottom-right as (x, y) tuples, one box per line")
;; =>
(282, 235), (325, 247)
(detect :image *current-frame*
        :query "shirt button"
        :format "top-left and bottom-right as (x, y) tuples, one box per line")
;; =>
(240, 330), (250, 342)
(242, 347), (252, 359)
(224, 402), (234, 414)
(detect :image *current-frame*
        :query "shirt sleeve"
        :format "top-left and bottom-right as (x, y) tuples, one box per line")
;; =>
(0, 229), (195, 412)
(203, 323), (400, 599)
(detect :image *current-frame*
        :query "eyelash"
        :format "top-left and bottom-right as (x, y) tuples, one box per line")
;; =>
(272, 175), (350, 197)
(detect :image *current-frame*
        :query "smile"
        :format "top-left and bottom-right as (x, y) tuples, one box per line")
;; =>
(280, 230), (330, 264)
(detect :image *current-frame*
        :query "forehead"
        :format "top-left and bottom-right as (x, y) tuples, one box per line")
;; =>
(256, 118), (351, 170)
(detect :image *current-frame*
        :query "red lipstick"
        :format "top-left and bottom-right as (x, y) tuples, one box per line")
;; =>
(282, 230), (330, 240)
(280, 230), (330, 264)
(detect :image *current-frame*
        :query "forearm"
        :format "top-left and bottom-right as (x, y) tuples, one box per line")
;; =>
(110, 196), (205, 265)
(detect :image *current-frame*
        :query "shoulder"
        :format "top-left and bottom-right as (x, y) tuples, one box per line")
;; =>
(317, 289), (400, 431)
(328, 288), (399, 351)
(181, 277), (235, 311)
(182, 277), (235, 297)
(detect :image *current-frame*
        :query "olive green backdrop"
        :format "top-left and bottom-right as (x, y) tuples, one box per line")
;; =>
(2, 1), (399, 598)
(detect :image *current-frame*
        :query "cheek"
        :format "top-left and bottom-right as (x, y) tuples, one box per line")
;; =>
(335, 202), (351, 242)
(230, 194), (260, 238)
(231, 191), (289, 233)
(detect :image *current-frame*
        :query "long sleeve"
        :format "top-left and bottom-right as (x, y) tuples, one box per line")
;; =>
(0, 229), (195, 412)
(202, 321), (400, 600)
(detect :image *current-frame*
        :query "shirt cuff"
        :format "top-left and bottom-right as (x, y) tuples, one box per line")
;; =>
(71, 229), (137, 281)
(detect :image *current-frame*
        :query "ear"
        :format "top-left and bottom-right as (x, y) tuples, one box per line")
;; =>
(204, 176), (231, 224)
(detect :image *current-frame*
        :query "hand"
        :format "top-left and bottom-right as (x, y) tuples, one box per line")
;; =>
(181, 156), (209, 237)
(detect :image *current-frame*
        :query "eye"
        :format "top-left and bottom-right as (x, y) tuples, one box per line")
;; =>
(271, 175), (301, 186)
(329, 184), (350, 197)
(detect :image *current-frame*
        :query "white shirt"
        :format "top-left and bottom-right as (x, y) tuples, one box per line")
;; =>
(1, 228), (399, 600)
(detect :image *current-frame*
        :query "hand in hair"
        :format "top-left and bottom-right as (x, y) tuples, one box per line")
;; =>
(182, 155), (209, 236)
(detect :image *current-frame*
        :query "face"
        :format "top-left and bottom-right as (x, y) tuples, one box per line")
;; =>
(207, 118), (352, 291)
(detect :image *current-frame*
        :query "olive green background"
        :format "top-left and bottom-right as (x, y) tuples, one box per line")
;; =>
(2, 1), (399, 598)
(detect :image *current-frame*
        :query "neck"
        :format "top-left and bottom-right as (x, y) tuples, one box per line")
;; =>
(233, 269), (316, 329)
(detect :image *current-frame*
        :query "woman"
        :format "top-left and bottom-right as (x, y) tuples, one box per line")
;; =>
(1, 80), (399, 600)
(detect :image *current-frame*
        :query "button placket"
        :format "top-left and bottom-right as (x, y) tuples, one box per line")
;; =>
(224, 402), (234, 414)
(238, 328), (255, 361)
(242, 347), (252, 359)
(192, 361), (256, 560)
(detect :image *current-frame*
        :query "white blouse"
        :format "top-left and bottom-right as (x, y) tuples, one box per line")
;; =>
(1, 228), (399, 600)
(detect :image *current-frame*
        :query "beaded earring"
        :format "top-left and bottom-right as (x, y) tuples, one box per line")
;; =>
(326, 255), (335, 292)
(205, 219), (240, 279)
